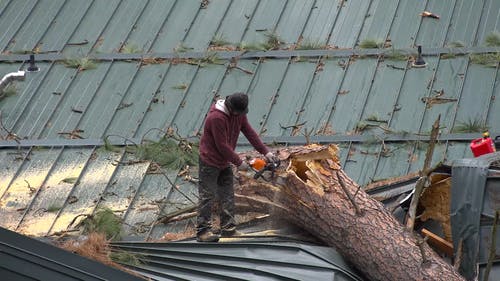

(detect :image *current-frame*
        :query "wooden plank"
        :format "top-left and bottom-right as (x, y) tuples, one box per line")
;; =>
(422, 228), (454, 256)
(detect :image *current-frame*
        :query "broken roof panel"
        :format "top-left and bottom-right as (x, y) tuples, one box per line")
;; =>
(112, 240), (364, 281)
(0, 227), (143, 281)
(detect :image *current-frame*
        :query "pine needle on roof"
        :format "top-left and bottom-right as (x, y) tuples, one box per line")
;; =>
(137, 136), (199, 170)
(81, 208), (123, 241)
(485, 32), (500, 47)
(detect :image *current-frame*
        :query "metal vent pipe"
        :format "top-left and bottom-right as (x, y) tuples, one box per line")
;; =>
(0, 70), (25, 93)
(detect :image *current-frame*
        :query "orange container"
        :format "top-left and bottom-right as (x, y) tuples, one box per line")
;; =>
(470, 137), (496, 157)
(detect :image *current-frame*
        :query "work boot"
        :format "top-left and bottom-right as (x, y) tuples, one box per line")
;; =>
(221, 226), (243, 237)
(197, 230), (219, 242)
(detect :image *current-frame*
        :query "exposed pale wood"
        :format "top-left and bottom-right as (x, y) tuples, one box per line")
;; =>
(420, 177), (452, 241)
(422, 228), (454, 256)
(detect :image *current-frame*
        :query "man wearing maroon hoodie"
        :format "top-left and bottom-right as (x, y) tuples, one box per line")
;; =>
(197, 92), (277, 242)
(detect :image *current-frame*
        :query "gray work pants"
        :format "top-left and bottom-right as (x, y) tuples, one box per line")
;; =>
(197, 159), (236, 235)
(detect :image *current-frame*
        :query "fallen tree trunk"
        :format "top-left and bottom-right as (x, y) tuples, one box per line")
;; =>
(234, 144), (464, 281)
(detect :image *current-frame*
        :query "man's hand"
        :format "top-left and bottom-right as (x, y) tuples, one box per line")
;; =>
(265, 152), (279, 164)
(237, 161), (250, 171)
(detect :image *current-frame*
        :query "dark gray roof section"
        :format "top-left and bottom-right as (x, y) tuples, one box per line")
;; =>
(450, 152), (500, 280)
(0, 226), (143, 281)
(112, 240), (365, 281)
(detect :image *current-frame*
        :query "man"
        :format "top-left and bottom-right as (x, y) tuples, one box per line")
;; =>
(197, 92), (277, 242)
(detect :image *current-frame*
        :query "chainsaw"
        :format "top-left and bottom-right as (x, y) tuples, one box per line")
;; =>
(249, 157), (280, 181)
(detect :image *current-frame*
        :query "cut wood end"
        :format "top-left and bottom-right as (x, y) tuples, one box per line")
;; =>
(288, 144), (340, 162)
(287, 144), (341, 193)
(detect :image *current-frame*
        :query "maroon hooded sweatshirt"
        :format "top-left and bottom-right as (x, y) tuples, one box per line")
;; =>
(199, 101), (269, 169)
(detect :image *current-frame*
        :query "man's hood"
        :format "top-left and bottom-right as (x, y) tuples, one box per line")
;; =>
(215, 99), (229, 115)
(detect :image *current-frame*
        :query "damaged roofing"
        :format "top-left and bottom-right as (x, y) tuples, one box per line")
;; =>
(0, 0), (499, 243)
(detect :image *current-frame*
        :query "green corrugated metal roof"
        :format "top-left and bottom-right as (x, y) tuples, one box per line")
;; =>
(0, 0), (498, 252)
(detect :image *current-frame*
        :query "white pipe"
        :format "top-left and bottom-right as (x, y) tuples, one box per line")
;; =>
(0, 71), (25, 93)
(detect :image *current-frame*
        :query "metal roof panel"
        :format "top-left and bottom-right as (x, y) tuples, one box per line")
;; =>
(246, 59), (289, 134)
(172, 64), (226, 137)
(454, 64), (497, 130)
(123, 0), (176, 53)
(92, 0), (148, 54)
(343, 143), (379, 187)
(300, 0), (340, 45)
(371, 143), (414, 183)
(359, 59), (407, 134)
(419, 57), (468, 134)
(62, 0), (121, 56)
(329, 59), (378, 134)
(13, 64), (75, 138)
(275, 0), (314, 45)
(135, 63), (198, 140)
(357, 0), (399, 46)
(297, 58), (346, 133)
(390, 57), (440, 133)
(183, 0), (232, 52)
(264, 60), (317, 137)
(0, 148), (61, 230)
(16, 148), (93, 236)
(39, 62), (112, 139)
(215, 0), (259, 44)
(0, 0), (38, 52)
(149, 0), (200, 53)
(415, 0), (456, 47)
(105, 64), (168, 139)
(387, 0), (426, 49)
(5, 0), (66, 53)
(487, 70), (500, 132)
(328, 0), (370, 48)
(37, 0), (93, 53)
(47, 148), (120, 235)
(475, 0), (500, 45)
(122, 172), (177, 239)
(0, 149), (30, 200)
(444, 0), (483, 47)
(241, 0), (287, 45)
(0, 226), (143, 280)
(3, 62), (51, 131)
(77, 62), (139, 139)
(218, 59), (259, 95)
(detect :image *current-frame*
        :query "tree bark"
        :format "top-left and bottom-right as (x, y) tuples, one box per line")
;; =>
(234, 144), (464, 281)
